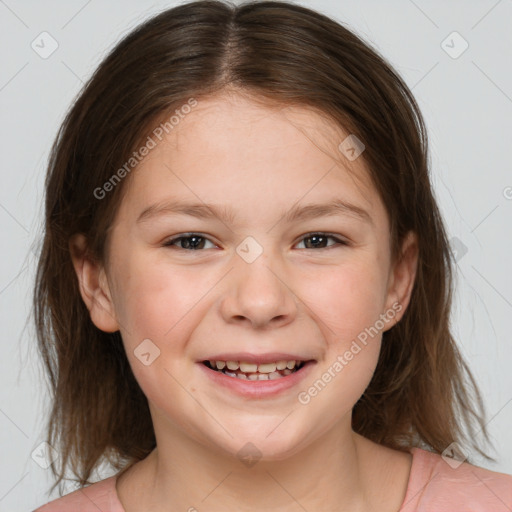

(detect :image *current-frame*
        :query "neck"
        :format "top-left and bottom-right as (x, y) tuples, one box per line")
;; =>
(122, 412), (390, 512)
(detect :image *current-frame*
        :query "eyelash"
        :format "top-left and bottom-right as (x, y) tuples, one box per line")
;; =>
(162, 232), (349, 251)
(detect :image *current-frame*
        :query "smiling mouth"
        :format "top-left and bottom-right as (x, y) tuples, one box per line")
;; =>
(202, 359), (311, 380)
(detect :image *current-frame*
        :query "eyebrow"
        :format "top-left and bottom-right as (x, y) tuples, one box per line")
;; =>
(136, 198), (373, 226)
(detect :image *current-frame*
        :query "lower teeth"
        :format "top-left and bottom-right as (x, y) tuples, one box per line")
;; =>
(205, 361), (305, 380)
(220, 367), (296, 380)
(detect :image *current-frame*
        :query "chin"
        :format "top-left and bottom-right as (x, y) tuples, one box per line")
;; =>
(220, 428), (308, 464)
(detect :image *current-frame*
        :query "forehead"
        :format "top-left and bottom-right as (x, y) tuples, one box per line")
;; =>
(116, 92), (386, 231)
(161, 93), (364, 179)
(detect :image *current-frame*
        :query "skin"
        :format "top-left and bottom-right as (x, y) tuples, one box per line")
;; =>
(69, 90), (419, 512)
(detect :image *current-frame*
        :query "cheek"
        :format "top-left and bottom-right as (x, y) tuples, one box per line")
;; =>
(297, 305), (383, 424)
(114, 254), (208, 343)
(113, 255), (221, 395)
(301, 341), (381, 432)
(113, 257), (210, 418)
(297, 255), (388, 340)
(295, 257), (386, 408)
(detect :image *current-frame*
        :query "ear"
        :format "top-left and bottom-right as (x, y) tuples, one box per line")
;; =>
(68, 233), (120, 333)
(382, 230), (419, 330)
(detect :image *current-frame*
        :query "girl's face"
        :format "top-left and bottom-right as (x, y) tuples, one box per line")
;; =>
(76, 92), (417, 461)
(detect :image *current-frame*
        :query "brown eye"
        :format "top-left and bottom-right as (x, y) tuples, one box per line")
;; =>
(163, 234), (215, 250)
(297, 233), (348, 250)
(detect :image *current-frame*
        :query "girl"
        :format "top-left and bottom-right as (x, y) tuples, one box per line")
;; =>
(33, 1), (512, 511)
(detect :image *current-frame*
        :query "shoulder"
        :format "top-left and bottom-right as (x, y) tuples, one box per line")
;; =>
(32, 475), (124, 512)
(400, 447), (512, 511)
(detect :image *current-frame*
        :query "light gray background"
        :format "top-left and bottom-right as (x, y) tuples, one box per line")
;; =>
(1, 0), (511, 510)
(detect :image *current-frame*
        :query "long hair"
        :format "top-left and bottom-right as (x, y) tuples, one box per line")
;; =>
(33, 0), (494, 495)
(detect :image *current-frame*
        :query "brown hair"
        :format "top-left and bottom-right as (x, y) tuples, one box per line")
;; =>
(33, 0), (495, 495)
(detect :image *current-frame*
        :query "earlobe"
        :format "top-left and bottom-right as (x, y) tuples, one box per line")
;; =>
(68, 233), (120, 333)
(383, 231), (419, 328)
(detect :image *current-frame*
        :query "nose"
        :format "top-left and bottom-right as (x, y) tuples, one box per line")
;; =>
(219, 250), (298, 330)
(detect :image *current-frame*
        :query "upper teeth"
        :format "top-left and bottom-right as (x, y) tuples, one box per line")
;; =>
(209, 360), (299, 373)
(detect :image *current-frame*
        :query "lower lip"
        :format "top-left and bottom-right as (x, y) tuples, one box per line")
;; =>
(197, 361), (317, 399)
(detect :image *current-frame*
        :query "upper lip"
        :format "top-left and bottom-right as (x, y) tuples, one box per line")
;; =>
(199, 352), (315, 364)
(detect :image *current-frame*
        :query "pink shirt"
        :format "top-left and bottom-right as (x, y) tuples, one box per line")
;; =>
(33, 447), (512, 511)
